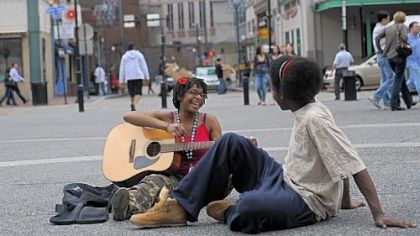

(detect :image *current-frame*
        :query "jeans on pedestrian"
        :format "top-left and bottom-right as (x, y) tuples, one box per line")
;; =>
(254, 73), (268, 102)
(171, 133), (317, 234)
(407, 65), (420, 97)
(99, 82), (106, 96)
(334, 68), (346, 99)
(373, 54), (394, 106)
(0, 86), (16, 105)
(388, 56), (412, 108)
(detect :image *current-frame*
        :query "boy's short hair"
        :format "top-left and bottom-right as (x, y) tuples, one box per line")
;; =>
(377, 11), (390, 22)
(172, 77), (207, 109)
(270, 56), (323, 103)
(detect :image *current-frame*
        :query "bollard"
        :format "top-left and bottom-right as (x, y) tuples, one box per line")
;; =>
(243, 76), (249, 105)
(343, 70), (357, 101)
(161, 79), (167, 108)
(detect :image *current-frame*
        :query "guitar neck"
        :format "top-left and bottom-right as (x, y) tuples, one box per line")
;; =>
(161, 141), (216, 153)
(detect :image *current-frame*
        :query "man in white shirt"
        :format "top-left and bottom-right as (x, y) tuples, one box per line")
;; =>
(94, 64), (106, 96)
(9, 63), (29, 104)
(119, 43), (150, 111)
(332, 43), (354, 100)
(369, 11), (394, 109)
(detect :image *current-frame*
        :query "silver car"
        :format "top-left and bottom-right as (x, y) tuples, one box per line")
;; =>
(195, 67), (220, 90)
(324, 55), (380, 91)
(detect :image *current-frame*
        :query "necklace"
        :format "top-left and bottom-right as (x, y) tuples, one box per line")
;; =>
(176, 111), (199, 168)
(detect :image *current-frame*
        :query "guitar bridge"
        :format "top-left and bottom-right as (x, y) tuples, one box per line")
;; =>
(129, 139), (136, 163)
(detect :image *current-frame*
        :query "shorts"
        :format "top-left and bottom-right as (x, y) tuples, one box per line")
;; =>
(127, 79), (143, 96)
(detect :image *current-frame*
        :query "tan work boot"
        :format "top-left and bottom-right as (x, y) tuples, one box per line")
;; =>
(130, 187), (187, 228)
(206, 199), (235, 222)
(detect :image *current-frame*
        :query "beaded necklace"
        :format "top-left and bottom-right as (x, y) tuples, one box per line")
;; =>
(176, 111), (199, 170)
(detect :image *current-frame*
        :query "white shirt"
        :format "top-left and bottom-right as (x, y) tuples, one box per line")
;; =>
(9, 67), (25, 82)
(373, 23), (386, 53)
(94, 66), (106, 83)
(333, 50), (354, 68)
(283, 101), (366, 220)
(119, 50), (150, 83)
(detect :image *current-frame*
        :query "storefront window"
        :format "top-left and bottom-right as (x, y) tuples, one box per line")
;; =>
(0, 38), (22, 82)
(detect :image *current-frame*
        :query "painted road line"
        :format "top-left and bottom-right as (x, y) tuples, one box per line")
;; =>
(1, 122), (420, 143)
(2, 141), (420, 168)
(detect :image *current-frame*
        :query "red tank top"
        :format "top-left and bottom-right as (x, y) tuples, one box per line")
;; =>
(172, 113), (211, 175)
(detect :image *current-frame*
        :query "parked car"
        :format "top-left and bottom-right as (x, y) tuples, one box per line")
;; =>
(323, 55), (380, 91)
(195, 67), (219, 90)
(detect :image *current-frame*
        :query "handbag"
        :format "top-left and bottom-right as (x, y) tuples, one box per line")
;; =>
(395, 24), (412, 58)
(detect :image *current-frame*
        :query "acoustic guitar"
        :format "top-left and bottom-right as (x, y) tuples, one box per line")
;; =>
(102, 123), (216, 187)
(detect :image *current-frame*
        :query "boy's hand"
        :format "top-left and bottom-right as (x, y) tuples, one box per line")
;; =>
(341, 199), (365, 209)
(374, 214), (416, 229)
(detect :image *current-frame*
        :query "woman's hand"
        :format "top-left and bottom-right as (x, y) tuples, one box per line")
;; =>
(166, 123), (186, 137)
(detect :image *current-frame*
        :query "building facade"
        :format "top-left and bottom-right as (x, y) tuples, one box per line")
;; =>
(0, 0), (54, 104)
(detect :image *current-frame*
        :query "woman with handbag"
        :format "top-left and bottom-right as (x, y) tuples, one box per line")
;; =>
(375, 11), (415, 111)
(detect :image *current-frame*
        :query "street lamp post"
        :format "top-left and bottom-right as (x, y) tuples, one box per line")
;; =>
(74, 0), (84, 112)
(267, 0), (272, 54)
(341, 0), (348, 48)
(231, 0), (246, 104)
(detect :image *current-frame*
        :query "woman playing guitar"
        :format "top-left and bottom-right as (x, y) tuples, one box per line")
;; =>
(111, 77), (224, 221)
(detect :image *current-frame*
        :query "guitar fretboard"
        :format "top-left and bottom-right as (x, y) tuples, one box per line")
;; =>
(160, 141), (216, 153)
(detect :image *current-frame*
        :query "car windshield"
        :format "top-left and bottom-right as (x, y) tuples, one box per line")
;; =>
(196, 67), (216, 76)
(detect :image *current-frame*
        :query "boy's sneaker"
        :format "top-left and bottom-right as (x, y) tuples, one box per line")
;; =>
(368, 96), (382, 109)
(111, 188), (130, 221)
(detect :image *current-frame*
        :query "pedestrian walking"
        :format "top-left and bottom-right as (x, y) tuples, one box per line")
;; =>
(368, 11), (395, 109)
(215, 58), (226, 95)
(375, 11), (415, 111)
(253, 46), (270, 105)
(0, 66), (17, 106)
(119, 43), (150, 111)
(331, 43), (354, 100)
(129, 55), (416, 233)
(285, 42), (296, 56)
(9, 63), (28, 104)
(94, 64), (107, 96)
(405, 21), (420, 103)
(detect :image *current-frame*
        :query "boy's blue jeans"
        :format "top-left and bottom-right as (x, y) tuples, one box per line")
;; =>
(373, 54), (394, 107)
(171, 133), (317, 234)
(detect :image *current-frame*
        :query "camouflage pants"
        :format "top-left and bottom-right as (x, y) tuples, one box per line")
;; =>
(127, 173), (181, 216)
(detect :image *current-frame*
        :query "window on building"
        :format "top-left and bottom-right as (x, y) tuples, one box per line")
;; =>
(285, 31), (290, 44)
(0, 38), (23, 82)
(167, 4), (174, 30)
(199, 0), (205, 28)
(188, 2), (195, 29)
(296, 28), (301, 56)
(210, 1), (214, 27)
(178, 3), (184, 30)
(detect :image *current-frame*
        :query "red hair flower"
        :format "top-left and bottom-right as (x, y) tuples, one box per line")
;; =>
(178, 77), (189, 85)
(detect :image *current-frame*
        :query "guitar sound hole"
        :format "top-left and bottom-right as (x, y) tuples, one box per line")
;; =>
(147, 142), (161, 157)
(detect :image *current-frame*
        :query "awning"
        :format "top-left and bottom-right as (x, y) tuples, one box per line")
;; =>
(316, 0), (420, 12)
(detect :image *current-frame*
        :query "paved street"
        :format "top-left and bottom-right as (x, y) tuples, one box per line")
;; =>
(0, 89), (419, 236)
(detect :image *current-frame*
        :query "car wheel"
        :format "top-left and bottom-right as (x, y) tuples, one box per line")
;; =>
(356, 76), (363, 91)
